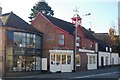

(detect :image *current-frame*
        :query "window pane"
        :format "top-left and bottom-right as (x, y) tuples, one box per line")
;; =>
(51, 54), (55, 65)
(59, 35), (64, 39)
(77, 37), (80, 42)
(89, 56), (92, 64)
(76, 55), (80, 66)
(59, 34), (64, 45)
(62, 54), (66, 64)
(67, 54), (71, 64)
(59, 40), (64, 45)
(13, 56), (26, 71)
(26, 56), (35, 71)
(12, 55), (41, 72)
(27, 33), (30, 48)
(36, 57), (41, 70)
(93, 56), (96, 64)
(56, 54), (60, 65)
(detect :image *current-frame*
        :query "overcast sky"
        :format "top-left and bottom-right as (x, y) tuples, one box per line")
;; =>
(0, 0), (119, 33)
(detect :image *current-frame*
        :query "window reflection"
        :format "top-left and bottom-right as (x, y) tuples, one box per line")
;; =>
(11, 32), (42, 72)
(50, 54), (55, 65)
(76, 54), (81, 66)
(62, 54), (66, 64)
(56, 54), (60, 65)
(14, 32), (41, 49)
(59, 34), (65, 46)
(67, 54), (71, 64)
(12, 56), (40, 71)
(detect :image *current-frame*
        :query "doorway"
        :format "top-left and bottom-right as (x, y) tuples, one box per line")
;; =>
(101, 57), (104, 68)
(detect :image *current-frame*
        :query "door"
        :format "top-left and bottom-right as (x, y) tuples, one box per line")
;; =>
(101, 57), (104, 68)
(55, 54), (61, 72)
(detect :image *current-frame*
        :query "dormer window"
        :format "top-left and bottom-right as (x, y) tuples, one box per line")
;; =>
(106, 47), (108, 52)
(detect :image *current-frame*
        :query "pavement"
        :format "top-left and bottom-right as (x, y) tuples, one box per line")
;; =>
(3, 66), (120, 80)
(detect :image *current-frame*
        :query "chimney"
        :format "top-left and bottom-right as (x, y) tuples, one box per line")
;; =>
(0, 6), (2, 26)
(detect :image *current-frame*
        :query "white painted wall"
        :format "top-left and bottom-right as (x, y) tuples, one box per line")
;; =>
(42, 58), (47, 70)
(87, 53), (97, 70)
(118, 57), (120, 64)
(99, 52), (119, 66)
(98, 52), (110, 66)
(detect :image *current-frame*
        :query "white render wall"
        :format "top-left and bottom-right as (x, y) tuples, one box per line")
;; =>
(99, 52), (119, 66)
(99, 52), (111, 66)
(119, 57), (120, 64)
(111, 53), (119, 65)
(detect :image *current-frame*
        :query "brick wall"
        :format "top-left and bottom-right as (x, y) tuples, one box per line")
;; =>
(32, 13), (74, 58)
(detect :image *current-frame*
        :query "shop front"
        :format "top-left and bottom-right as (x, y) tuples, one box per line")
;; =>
(49, 50), (73, 73)
(5, 31), (42, 76)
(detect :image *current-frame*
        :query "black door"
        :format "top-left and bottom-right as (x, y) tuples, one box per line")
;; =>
(101, 57), (104, 68)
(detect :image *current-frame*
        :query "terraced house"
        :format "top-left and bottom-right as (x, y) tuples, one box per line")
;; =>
(31, 12), (98, 72)
(0, 9), (43, 77)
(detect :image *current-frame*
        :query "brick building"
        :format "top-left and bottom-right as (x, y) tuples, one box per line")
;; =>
(31, 13), (98, 72)
(0, 11), (42, 77)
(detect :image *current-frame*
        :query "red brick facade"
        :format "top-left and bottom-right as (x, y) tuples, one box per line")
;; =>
(32, 13), (97, 71)
(32, 13), (74, 58)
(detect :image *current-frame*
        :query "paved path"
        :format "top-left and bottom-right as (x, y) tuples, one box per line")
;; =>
(3, 66), (120, 80)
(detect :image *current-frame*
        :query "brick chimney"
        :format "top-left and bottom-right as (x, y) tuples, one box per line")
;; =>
(0, 6), (2, 26)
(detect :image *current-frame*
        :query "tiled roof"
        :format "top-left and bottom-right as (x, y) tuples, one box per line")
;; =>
(43, 14), (75, 34)
(94, 33), (111, 51)
(43, 14), (96, 40)
(81, 27), (96, 40)
(2, 12), (42, 34)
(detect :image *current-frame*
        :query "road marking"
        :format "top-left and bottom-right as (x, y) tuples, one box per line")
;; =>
(73, 72), (119, 78)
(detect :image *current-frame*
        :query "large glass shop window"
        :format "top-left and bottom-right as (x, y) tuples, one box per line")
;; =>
(14, 32), (41, 49)
(12, 56), (41, 71)
(12, 32), (41, 72)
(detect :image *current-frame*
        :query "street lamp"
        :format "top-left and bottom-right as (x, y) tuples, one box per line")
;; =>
(71, 8), (91, 72)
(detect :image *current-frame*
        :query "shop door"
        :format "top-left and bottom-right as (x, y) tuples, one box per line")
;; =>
(101, 57), (104, 68)
(55, 54), (61, 72)
(50, 54), (61, 72)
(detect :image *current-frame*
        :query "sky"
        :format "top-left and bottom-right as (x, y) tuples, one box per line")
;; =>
(0, 0), (119, 33)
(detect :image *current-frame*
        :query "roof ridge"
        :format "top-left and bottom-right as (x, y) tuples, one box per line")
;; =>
(2, 12), (42, 34)
(42, 13), (73, 25)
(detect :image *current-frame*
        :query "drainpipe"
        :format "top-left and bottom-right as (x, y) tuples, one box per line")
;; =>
(110, 47), (112, 67)
(95, 43), (99, 69)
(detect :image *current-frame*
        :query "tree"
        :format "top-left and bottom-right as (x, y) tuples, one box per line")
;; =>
(29, 0), (54, 22)
(114, 36), (120, 57)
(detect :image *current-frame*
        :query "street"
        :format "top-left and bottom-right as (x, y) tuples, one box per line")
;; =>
(3, 66), (120, 80)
